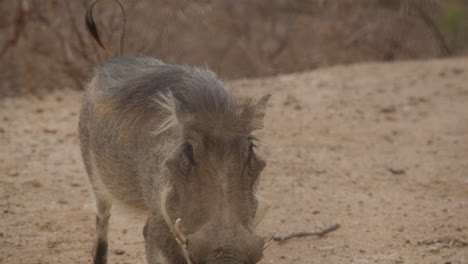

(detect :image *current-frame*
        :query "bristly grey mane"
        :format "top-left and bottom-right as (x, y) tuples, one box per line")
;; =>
(93, 57), (262, 136)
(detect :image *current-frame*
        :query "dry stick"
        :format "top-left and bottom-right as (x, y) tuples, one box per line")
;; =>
(0, 1), (30, 59)
(64, 2), (91, 63)
(274, 224), (341, 242)
(450, 237), (468, 247)
(412, 2), (453, 56)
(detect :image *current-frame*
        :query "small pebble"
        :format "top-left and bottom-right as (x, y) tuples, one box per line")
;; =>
(31, 180), (42, 188)
(114, 249), (125, 255)
(43, 128), (57, 134)
(389, 168), (405, 175)
(380, 105), (396, 113)
(9, 171), (19, 177)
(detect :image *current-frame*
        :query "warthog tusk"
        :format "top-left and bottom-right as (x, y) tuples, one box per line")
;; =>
(175, 218), (188, 247)
(160, 186), (175, 234)
(263, 232), (276, 249)
(254, 196), (271, 227)
(160, 188), (189, 249)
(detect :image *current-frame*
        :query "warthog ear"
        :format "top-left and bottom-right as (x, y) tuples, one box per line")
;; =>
(255, 94), (271, 119)
(245, 94), (271, 130)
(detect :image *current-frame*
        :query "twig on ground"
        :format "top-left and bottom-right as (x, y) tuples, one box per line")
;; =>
(417, 238), (445, 245)
(417, 236), (468, 248)
(274, 224), (340, 242)
(449, 237), (468, 247)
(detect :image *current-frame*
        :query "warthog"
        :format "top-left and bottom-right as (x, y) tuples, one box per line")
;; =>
(79, 1), (272, 264)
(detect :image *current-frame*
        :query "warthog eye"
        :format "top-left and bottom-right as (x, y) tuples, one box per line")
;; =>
(247, 143), (256, 175)
(178, 142), (195, 175)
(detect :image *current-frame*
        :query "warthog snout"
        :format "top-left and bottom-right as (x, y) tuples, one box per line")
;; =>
(170, 218), (267, 264)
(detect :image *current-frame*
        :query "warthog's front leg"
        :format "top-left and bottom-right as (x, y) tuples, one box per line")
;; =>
(143, 216), (168, 264)
(93, 197), (112, 264)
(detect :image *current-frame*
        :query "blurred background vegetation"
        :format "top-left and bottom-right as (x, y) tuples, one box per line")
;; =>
(1, 0), (467, 97)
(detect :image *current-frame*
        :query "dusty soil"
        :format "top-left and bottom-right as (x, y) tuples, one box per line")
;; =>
(1, 58), (468, 264)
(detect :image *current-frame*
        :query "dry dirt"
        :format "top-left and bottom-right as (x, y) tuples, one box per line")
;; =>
(1, 58), (468, 264)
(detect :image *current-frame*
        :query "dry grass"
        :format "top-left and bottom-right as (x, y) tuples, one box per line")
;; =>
(1, 0), (467, 96)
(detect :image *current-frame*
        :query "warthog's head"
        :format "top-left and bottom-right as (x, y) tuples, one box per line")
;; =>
(156, 78), (272, 264)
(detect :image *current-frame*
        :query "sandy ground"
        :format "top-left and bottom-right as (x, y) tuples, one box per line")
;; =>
(1, 58), (468, 264)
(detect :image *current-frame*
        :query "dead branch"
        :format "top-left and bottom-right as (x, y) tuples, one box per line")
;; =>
(417, 236), (468, 248)
(411, 1), (453, 56)
(344, 19), (384, 47)
(268, 15), (295, 63)
(0, 0), (30, 59)
(274, 224), (341, 242)
(451, 237), (468, 246)
(63, 2), (92, 63)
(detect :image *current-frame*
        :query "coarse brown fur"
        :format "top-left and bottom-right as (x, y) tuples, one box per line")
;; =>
(80, 3), (271, 263)
(80, 56), (271, 264)
(79, 0), (269, 264)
